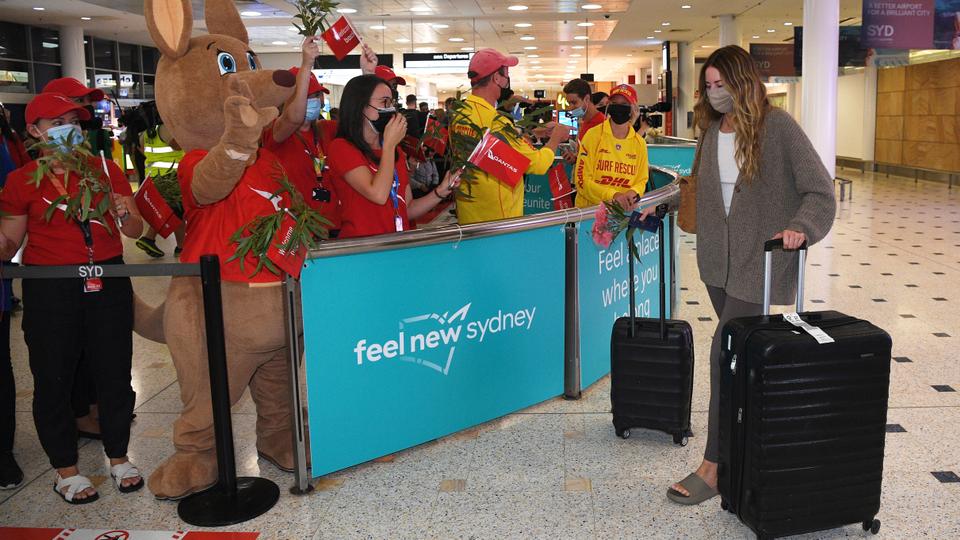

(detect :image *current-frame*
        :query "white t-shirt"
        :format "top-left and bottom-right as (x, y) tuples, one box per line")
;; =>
(717, 131), (739, 216)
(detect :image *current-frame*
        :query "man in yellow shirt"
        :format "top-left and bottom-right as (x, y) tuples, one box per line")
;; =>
(574, 84), (650, 209)
(450, 48), (570, 224)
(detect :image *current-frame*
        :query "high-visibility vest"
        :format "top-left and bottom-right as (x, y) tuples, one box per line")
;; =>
(143, 130), (185, 178)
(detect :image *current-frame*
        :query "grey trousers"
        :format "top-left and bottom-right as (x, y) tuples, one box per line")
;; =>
(704, 285), (762, 462)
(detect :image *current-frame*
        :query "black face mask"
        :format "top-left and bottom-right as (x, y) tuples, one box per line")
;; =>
(497, 76), (514, 104)
(369, 106), (397, 133)
(80, 105), (103, 131)
(606, 103), (632, 126)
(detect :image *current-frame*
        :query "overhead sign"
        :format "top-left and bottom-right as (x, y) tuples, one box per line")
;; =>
(749, 44), (796, 78)
(403, 52), (474, 69)
(862, 0), (936, 49)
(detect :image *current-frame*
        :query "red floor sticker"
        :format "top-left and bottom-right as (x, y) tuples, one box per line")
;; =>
(0, 529), (259, 540)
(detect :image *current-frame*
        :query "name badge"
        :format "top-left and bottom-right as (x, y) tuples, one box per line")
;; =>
(395, 215), (404, 233)
(83, 277), (103, 294)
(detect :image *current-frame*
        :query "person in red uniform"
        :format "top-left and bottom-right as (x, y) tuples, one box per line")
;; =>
(0, 93), (145, 504)
(326, 75), (458, 238)
(561, 78), (606, 165)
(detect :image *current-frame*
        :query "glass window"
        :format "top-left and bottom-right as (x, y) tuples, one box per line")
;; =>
(84, 38), (93, 67)
(93, 71), (119, 96)
(0, 60), (31, 93)
(93, 38), (116, 71)
(142, 74), (155, 99)
(31, 27), (61, 64)
(118, 42), (140, 72)
(86, 69), (94, 88)
(0, 22), (29, 60)
(142, 47), (160, 74)
(32, 63), (62, 93)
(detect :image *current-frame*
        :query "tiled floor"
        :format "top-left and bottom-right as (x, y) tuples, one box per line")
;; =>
(1, 169), (959, 539)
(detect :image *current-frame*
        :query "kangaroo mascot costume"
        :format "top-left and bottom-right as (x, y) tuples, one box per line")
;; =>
(138, 0), (298, 500)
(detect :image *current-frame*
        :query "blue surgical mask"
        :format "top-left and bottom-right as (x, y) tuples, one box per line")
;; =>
(44, 124), (82, 152)
(567, 105), (586, 119)
(305, 98), (322, 122)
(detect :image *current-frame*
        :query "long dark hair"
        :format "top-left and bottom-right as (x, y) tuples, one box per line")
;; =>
(336, 74), (391, 164)
(0, 104), (15, 140)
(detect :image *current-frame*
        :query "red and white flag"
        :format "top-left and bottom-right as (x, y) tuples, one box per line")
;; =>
(134, 177), (182, 239)
(321, 16), (361, 61)
(421, 116), (448, 155)
(266, 213), (307, 278)
(548, 163), (574, 210)
(466, 129), (530, 188)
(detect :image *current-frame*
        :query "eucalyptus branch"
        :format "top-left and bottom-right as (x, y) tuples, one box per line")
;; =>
(292, 0), (340, 36)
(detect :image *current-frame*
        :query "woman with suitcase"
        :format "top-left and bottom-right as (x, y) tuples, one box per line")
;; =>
(648, 45), (837, 505)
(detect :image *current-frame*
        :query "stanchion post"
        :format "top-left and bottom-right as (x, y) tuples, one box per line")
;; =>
(563, 223), (581, 400)
(283, 273), (313, 495)
(177, 255), (280, 526)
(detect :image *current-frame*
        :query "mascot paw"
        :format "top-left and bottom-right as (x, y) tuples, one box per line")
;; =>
(148, 450), (218, 500)
(256, 430), (295, 473)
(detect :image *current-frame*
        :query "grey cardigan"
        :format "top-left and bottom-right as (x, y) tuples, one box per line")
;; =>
(695, 108), (836, 306)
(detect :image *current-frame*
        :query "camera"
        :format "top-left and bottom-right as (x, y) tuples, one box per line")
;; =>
(312, 186), (331, 203)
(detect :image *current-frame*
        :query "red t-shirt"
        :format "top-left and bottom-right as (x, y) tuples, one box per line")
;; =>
(579, 112), (606, 141)
(178, 148), (294, 283)
(3, 135), (31, 168)
(0, 158), (132, 265)
(261, 122), (342, 230)
(326, 138), (410, 239)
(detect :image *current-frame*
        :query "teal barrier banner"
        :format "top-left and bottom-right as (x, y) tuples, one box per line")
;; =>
(302, 227), (567, 477)
(648, 144), (696, 178)
(524, 160), (573, 215)
(577, 219), (673, 388)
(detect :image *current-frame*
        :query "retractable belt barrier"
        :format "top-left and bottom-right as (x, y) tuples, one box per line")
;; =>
(1, 255), (280, 527)
(290, 165), (685, 493)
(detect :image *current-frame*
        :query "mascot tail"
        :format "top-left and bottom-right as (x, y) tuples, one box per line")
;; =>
(134, 294), (166, 344)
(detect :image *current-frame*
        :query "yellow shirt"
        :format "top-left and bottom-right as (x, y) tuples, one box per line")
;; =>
(573, 119), (650, 208)
(450, 94), (555, 224)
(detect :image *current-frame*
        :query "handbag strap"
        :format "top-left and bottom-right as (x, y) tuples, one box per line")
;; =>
(690, 130), (705, 177)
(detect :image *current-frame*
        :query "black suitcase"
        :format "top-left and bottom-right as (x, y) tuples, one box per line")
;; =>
(610, 211), (694, 446)
(718, 239), (892, 540)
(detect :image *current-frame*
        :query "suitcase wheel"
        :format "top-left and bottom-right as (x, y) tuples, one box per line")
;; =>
(616, 428), (631, 439)
(862, 519), (880, 535)
(672, 433), (689, 447)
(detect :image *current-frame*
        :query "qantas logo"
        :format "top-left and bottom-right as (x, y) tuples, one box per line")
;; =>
(353, 302), (537, 375)
(248, 186), (283, 212)
(486, 150), (518, 173)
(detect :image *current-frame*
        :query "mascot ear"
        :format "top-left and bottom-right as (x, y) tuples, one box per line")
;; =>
(144, 0), (193, 59)
(204, 0), (249, 44)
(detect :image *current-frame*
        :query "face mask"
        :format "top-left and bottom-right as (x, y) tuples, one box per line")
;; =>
(368, 106), (397, 133)
(606, 103), (632, 125)
(305, 98), (322, 122)
(497, 76), (513, 105)
(567, 104), (586, 119)
(44, 124), (82, 152)
(707, 86), (734, 114)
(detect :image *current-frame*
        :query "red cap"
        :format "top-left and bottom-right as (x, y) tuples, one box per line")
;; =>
(26, 92), (91, 125)
(288, 66), (330, 95)
(42, 77), (105, 102)
(375, 65), (406, 86)
(468, 48), (519, 82)
(609, 84), (638, 105)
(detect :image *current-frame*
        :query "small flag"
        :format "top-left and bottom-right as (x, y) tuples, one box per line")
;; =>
(266, 213), (307, 278)
(421, 116), (448, 155)
(466, 129), (530, 188)
(548, 163), (574, 210)
(321, 16), (361, 61)
(134, 177), (182, 238)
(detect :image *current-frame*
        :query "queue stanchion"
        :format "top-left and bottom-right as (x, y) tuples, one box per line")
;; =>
(178, 254), (280, 526)
(563, 222), (581, 400)
(283, 273), (313, 495)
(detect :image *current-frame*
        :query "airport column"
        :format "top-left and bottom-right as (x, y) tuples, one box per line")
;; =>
(718, 15), (741, 48)
(59, 25), (86, 82)
(650, 56), (661, 87)
(862, 62), (878, 171)
(800, 0), (839, 178)
(677, 42), (696, 139)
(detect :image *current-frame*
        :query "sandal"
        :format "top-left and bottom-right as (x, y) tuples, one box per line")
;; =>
(53, 473), (99, 505)
(110, 461), (145, 494)
(666, 473), (718, 505)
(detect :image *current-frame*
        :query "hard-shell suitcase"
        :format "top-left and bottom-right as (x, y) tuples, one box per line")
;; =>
(718, 239), (892, 540)
(610, 211), (694, 445)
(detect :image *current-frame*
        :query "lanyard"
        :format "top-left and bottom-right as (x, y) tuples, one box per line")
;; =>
(293, 128), (325, 177)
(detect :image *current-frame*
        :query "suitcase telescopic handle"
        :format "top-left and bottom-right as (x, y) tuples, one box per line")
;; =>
(762, 238), (808, 315)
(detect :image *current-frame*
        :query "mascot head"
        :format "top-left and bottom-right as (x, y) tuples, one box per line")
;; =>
(144, 0), (296, 151)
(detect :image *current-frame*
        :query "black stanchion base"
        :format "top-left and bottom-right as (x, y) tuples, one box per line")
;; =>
(289, 482), (315, 496)
(177, 477), (280, 527)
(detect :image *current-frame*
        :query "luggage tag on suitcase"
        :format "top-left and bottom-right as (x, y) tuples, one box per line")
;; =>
(783, 312), (835, 344)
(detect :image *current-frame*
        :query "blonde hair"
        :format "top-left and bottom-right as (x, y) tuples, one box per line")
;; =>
(694, 45), (770, 183)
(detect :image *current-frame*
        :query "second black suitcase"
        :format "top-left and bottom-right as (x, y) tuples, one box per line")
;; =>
(718, 239), (892, 540)
(610, 212), (694, 446)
